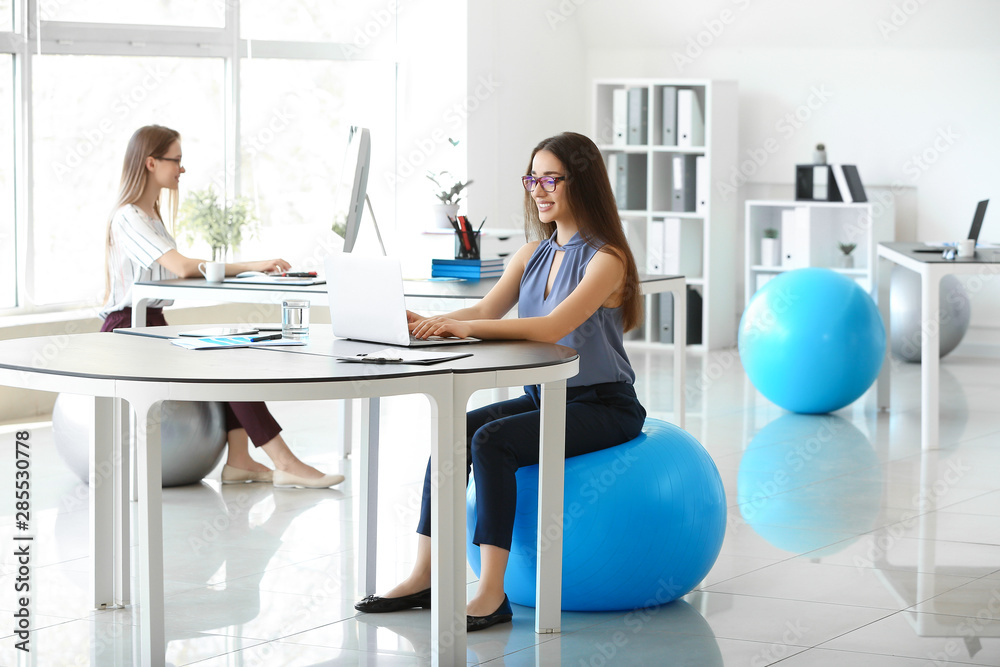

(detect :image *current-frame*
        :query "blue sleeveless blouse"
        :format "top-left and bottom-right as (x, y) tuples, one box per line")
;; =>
(519, 232), (635, 387)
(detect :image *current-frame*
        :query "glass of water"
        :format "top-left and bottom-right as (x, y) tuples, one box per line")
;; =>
(281, 299), (310, 339)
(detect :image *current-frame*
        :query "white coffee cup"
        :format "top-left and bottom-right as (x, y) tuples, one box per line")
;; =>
(198, 261), (225, 282)
(957, 239), (976, 258)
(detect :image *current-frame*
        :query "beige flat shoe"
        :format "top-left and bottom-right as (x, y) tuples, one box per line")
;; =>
(272, 470), (345, 489)
(221, 464), (274, 484)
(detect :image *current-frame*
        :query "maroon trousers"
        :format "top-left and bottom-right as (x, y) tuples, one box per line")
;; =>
(101, 307), (282, 446)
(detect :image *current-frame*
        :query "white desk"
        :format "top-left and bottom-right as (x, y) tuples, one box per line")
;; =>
(876, 242), (1000, 450)
(132, 273), (686, 427)
(0, 328), (578, 666)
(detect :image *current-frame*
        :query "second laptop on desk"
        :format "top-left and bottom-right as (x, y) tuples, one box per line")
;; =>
(325, 254), (480, 347)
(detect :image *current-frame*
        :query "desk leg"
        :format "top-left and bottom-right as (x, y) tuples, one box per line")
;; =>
(114, 398), (131, 605)
(536, 379), (567, 634)
(337, 400), (354, 459)
(673, 285), (687, 430)
(135, 398), (166, 666)
(90, 396), (115, 609)
(921, 270), (941, 450)
(431, 378), (466, 666)
(358, 398), (379, 596)
(131, 299), (149, 327)
(876, 256), (892, 411)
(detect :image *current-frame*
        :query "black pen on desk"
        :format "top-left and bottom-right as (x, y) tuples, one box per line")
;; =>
(476, 216), (487, 233)
(250, 333), (282, 342)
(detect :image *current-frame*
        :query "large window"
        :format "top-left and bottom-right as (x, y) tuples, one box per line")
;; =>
(0, 0), (398, 315)
(0, 54), (13, 309)
(238, 58), (395, 265)
(31, 55), (224, 306)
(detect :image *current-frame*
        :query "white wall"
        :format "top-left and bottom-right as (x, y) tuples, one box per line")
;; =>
(468, 0), (1000, 335)
(467, 1), (588, 239)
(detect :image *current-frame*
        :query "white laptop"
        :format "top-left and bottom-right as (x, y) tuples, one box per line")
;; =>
(325, 253), (480, 347)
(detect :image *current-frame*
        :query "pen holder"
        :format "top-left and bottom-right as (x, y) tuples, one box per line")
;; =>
(454, 230), (481, 260)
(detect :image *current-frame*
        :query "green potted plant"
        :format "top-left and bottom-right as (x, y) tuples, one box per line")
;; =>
(177, 187), (258, 261)
(427, 170), (473, 229)
(761, 227), (780, 266)
(838, 242), (857, 269)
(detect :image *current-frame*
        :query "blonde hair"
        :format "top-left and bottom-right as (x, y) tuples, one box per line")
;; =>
(104, 125), (181, 301)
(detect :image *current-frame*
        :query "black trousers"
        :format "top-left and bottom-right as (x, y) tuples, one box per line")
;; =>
(416, 382), (645, 551)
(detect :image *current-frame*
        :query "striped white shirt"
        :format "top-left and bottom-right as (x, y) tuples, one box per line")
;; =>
(101, 204), (178, 318)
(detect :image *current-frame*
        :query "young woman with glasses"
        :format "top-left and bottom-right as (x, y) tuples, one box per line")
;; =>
(355, 131), (646, 630)
(100, 124), (343, 489)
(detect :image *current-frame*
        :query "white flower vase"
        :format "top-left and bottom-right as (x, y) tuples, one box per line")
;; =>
(433, 203), (459, 230)
(761, 238), (780, 267)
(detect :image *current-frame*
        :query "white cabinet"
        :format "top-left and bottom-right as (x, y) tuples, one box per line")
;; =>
(594, 79), (738, 350)
(744, 199), (895, 306)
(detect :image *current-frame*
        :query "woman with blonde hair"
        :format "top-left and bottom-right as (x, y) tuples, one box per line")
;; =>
(356, 132), (646, 629)
(101, 124), (342, 489)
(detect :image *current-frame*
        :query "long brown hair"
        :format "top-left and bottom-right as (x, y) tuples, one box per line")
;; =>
(522, 132), (643, 331)
(104, 125), (181, 300)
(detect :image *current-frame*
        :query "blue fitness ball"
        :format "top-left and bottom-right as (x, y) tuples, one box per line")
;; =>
(466, 418), (727, 611)
(739, 268), (885, 414)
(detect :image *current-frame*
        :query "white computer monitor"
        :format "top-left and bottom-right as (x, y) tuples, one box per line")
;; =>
(333, 126), (371, 253)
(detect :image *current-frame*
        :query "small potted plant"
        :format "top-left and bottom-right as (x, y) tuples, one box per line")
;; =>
(177, 187), (258, 261)
(838, 242), (857, 269)
(761, 227), (780, 267)
(427, 170), (473, 229)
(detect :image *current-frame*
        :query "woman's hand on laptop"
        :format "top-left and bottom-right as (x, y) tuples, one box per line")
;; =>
(406, 310), (427, 327)
(410, 315), (471, 340)
(245, 258), (292, 274)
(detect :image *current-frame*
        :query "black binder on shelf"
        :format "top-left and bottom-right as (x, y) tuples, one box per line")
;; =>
(841, 165), (867, 202)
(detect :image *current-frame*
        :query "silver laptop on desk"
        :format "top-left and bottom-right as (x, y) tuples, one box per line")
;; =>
(325, 254), (480, 347)
(913, 199), (989, 253)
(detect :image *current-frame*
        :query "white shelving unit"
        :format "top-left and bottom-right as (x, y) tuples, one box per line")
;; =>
(594, 78), (738, 350)
(744, 199), (895, 306)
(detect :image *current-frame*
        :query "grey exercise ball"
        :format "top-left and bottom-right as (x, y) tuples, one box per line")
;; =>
(52, 394), (227, 487)
(890, 266), (971, 362)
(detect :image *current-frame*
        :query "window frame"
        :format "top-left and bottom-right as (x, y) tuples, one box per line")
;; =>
(0, 0), (394, 316)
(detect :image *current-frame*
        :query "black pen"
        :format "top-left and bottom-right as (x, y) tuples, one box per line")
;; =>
(250, 333), (283, 342)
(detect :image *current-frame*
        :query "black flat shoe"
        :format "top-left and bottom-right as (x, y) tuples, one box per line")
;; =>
(355, 588), (432, 613)
(467, 594), (513, 632)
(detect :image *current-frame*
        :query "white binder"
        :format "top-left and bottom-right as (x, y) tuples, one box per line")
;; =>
(677, 88), (705, 148)
(647, 218), (665, 273)
(672, 155), (696, 212)
(780, 207), (811, 268)
(695, 155), (708, 214)
(662, 217), (702, 277)
(612, 89), (628, 146)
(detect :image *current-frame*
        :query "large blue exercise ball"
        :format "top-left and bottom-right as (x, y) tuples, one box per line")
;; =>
(739, 268), (885, 414)
(466, 418), (727, 611)
(737, 414), (882, 557)
(53, 394), (227, 487)
(890, 266), (971, 362)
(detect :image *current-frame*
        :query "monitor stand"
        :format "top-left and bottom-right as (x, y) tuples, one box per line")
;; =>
(366, 194), (387, 256)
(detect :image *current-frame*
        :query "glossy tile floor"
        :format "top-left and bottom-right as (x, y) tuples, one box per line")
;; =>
(1, 342), (999, 665)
